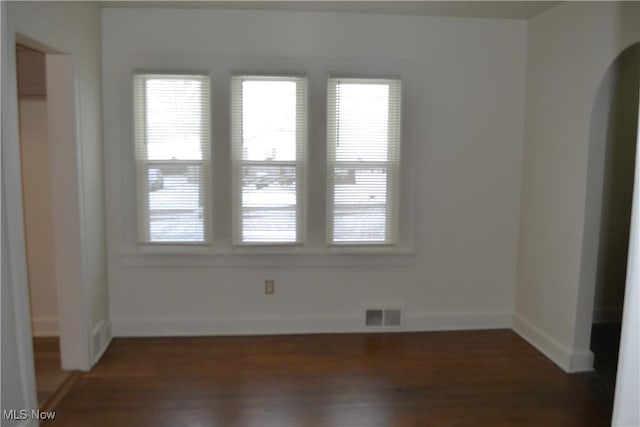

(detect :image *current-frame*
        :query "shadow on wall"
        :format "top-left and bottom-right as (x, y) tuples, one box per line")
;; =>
(587, 43), (640, 325)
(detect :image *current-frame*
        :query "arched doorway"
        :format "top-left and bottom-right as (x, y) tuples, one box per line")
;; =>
(582, 42), (640, 398)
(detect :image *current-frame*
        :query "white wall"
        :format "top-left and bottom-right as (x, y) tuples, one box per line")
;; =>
(514, 2), (640, 372)
(19, 97), (59, 337)
(102, 9), (527, 336)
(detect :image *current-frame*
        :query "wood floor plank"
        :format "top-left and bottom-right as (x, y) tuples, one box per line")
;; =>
(44, 330), (611, 427)
(32, 336), (73, 409)
(41, 371), (83, 413)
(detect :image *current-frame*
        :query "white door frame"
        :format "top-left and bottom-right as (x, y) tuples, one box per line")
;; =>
(3, 4), (92, 382)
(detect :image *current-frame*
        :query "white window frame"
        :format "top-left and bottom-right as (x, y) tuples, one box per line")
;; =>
(115, 58), (415, 264)
(230, 74), (307, 246)
(326, 76), (402, 246)
(133, 72), (212, 245)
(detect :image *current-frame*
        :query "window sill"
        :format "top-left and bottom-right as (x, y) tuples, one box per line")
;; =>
(119, 247), (416, 268)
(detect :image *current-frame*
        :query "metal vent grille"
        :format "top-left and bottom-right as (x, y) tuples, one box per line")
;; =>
(365, 309), (384, 326)
(365, 308), (402, 327)
(383, 309), (402, 326)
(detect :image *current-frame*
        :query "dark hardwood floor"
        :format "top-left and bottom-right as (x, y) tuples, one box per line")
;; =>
(46, 330), (611, 426)
(32, 337), (72, 408)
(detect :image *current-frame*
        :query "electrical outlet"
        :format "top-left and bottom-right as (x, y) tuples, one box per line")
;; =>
(265, 279), (275, 295)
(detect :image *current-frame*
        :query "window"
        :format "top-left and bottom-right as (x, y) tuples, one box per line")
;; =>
(129, 70), (408, 252)
(134, 73), (210, 244)
(231, 75), (306, 244)
(327, 77), (401, 245)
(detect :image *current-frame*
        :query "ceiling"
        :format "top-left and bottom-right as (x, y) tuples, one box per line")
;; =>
(99, 1), (560, 20)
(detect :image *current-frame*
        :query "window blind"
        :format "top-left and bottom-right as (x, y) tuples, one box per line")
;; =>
(327, 77), (401, 244)
(231, 75), (306, 244)
(134, 74), (210, 244)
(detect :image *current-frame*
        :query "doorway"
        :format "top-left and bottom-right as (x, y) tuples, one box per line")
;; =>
(585, 43), (640, 399)
(15, 42), (77, 409)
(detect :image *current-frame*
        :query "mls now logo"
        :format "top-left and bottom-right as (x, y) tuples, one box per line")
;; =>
(3, 409), (56, 421)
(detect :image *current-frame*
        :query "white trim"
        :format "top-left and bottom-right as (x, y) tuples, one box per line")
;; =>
(31, 318), (59, 337)
(46, 54), (91, 371)
(570, 349), (596, 373)
(119, 250), (416, 268)
(407, 312), (512, 331)
(512, 313), (594, 373)
(91, 320), (113, 365)
(512, 313), (572, 370)
(2, 6), (39, 415)
(5, 2), (93, 379)
(112, 311), (511, 337)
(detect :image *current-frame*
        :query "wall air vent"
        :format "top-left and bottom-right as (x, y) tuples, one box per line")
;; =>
(365, 308), (403, 327)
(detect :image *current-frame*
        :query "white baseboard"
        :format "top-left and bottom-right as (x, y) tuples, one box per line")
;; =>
(91, 319), (112, 366)
(512, 313), (594, 373)
(406, 312), (512, 331)
(111, 311), (512, 337)
(569, 349), (595, 372)
(31, 317), (58, 337)
(113, 315), (363, 337)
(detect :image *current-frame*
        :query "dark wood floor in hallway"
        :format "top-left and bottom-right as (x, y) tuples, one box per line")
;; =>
(33, 337), (72, 408)
(47, 330), (611, 427)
